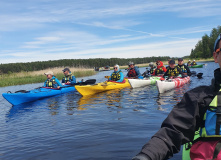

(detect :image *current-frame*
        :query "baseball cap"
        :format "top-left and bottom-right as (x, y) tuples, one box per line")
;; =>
(62, 68), (70, 72)
(169, 60), (175, 64)
(178, 58), (183, 61)
(44, 71), (54, 75)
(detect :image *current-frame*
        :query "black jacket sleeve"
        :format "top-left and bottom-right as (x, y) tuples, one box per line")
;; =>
(184, 65), (191, 76)
(139, 86), (214, 160)
(163, 70), (169, 77)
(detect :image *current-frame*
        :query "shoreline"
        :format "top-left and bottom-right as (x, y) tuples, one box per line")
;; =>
(0, 67), (96, 87)
(0, 58), (213, 87)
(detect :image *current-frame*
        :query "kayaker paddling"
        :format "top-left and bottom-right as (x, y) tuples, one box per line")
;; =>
(132, 33), (221, 160)
(44, 71), (62, 89)
(62, 68), (76, 85)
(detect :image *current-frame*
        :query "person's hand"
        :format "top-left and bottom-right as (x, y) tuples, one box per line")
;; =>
(57, 86), (60, 89)
(132, 153), (151, 160)
(66, 81), (70, 84)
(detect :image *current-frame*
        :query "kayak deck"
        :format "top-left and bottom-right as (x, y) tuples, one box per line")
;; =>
(128, 76), (161, 88)
(75, 79), (131, 96)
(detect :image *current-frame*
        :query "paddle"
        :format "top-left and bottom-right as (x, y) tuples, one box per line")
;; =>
(64, 79), (96, 87)
(105, 76), (111, 79)
(78, 79), (96, 85)
(196, 73), (203, 79)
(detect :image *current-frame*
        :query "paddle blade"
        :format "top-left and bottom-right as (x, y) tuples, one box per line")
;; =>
(84, 79), (96, 85)
(197, 73), (203, 79)
(105, 76), (111, 79)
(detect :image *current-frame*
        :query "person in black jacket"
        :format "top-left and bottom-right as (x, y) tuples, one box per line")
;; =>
(163, 59), (183, 78)
(177, 58), (192, 76)
(132, 33), (221, 160)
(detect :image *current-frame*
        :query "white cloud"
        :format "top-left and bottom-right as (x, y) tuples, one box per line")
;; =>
(0, 38), (199, 64)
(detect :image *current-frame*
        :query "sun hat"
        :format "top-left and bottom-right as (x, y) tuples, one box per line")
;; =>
(44, 71), (54, 75)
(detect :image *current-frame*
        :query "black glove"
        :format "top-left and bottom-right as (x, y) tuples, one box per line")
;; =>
(132, 153), (151, 160)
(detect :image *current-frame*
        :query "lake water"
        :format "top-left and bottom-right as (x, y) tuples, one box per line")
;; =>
(0, 61), (218, 160)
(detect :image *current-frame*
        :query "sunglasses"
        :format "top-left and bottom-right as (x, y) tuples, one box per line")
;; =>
(114, 67), (118, 69)
(216, 48), (221, 53)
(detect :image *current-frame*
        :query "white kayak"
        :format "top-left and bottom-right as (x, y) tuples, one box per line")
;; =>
(156, 76), (190, 93)
(128, 76), (161, 88)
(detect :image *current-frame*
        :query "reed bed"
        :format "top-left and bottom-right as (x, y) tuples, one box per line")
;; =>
(0, 67), (96, 87)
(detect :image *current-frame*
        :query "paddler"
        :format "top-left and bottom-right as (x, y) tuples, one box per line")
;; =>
(127, 61), (143, 79)
(191, 60), (197, 66)
(162, 59), (183, 79)
(187, 59), (191, 66)
(149, 62), (155, 75)
(44, 71), (62, 89)
(108, 64), (124, 82)
(62, 67), (76, 85)
(152, 60), (167, 76)
(132, 33), (221, 160)
(142, 62), (155, 77)
(177, 58), (191, 76)
(166, 59), (171, 69)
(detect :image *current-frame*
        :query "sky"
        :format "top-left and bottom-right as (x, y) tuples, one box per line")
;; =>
(0, 0), (221, 64)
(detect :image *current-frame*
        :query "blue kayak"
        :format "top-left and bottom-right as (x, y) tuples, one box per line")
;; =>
(2, 86), (76, 106)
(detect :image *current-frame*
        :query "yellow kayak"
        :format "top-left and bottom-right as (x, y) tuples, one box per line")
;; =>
(75, 79), (131, 96)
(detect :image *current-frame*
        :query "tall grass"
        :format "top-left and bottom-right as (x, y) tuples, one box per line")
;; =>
(0, 67), (96, 87)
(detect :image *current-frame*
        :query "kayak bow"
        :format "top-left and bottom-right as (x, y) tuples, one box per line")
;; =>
(2, 86), (76, 106)
(156, 76), (190, 93)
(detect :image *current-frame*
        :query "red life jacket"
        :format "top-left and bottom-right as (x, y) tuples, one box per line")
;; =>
(128, 68), (137, 77)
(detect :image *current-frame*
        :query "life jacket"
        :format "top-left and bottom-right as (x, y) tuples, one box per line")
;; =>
(155, 67), (164, 75)
(200, 89), (221, 137)
(154, 61), (166, 75)
(62, 74), (73, 83)
(187, 89), (221, 160)
(111, 71), (121, 81)
(192, 62), (197, 65)
(177, 65), (187, 73)
(167, 67), (180, 77)
(187, 62), (191, 66)
(150, 68), (155, 74)
(128, 68), (137, 77)
(45, 78), (57, 88)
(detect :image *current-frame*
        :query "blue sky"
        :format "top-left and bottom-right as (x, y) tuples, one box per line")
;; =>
(0, 0), (220, 64)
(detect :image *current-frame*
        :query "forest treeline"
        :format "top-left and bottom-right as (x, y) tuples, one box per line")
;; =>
(0, 56), (171, 74)
(190, 25), (221, 58)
